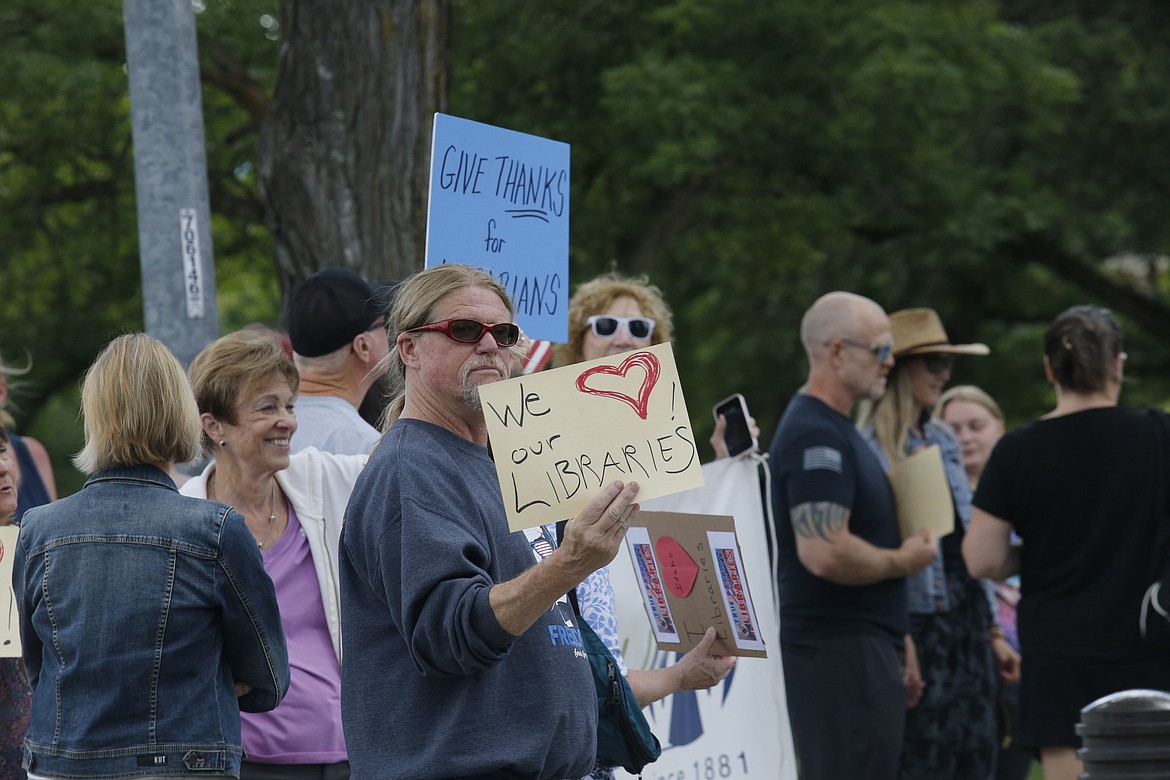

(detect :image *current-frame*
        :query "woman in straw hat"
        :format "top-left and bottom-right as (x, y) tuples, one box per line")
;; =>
(857, 308), (1019, 780)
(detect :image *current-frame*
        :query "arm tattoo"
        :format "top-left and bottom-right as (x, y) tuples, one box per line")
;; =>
(790, 501), (850, 543)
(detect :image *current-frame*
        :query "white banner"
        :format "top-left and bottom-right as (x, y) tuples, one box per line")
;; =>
(612, 455), (796, 780)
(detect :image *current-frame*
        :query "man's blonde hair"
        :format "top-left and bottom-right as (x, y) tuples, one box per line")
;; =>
(381, 264), (513, 429)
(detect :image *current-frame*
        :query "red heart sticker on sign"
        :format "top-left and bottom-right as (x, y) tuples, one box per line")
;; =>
(574, 351), (661, 419)
(655, 536), (699, 598)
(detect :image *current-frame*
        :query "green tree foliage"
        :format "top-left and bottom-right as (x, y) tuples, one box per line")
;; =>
(0, 0), (279, 493)
(4, 0), (1170, 494)
(452, 0), (1170, 441)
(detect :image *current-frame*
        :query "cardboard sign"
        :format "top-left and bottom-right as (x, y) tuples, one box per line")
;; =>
(0, 525), (20, 657)
(479, 342), (704, 531)
(888, 444), (955, 540)
(425, 113), (570, 342)
(625, 510), (766, 658)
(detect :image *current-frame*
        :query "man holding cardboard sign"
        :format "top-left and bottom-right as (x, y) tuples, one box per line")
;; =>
(767, 292), (936, 780)
(338, 264), (640, 780)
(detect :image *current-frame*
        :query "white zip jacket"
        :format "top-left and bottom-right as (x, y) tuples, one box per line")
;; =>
(181, 447), (366, 662)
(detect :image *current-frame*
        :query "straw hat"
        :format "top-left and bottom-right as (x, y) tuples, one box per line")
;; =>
(889, 308), (989, 358)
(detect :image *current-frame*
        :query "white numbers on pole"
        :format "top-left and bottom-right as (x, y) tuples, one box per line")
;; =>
(180, 208), (204, 319)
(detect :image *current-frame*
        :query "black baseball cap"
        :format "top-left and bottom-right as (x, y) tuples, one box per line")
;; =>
(286, 268), (386, 357)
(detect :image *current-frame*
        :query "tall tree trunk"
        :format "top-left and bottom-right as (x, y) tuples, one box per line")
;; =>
(258, 0), (449, 296)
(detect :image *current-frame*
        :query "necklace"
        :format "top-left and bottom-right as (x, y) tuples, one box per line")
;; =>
(256, 481), (278, 550)
(209, 473), (279, 550)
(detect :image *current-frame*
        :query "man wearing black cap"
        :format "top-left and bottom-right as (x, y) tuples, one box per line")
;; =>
(285, 267), (393, 455)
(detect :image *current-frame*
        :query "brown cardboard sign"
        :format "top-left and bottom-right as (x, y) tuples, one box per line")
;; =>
(888, 444), (955, 540)
(625, 510), (767, 658)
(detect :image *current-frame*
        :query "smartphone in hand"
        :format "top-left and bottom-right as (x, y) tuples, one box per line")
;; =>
(713, 393), (758, 458)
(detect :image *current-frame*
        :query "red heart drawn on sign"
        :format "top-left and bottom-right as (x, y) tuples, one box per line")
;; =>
(655, 536), (699, 598)
(575, 351), (661, 420)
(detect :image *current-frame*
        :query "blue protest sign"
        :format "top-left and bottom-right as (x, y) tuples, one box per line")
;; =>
(425, 113), (570, 343)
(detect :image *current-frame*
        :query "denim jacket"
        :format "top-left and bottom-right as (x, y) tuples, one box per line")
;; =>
(862, 416), (983, 614)
(14, 465), (290, 778)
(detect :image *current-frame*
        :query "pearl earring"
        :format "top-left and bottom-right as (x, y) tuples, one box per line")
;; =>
(219, 440), (227, 448)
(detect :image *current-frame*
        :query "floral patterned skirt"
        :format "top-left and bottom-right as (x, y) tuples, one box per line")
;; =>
(900, 568), (997, 780)
(0, 658), (29, 780)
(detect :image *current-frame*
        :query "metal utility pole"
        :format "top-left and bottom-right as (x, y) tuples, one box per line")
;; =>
(122, 0), (218, 365)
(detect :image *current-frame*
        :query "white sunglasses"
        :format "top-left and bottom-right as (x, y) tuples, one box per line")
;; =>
(586, 315), (655, 340)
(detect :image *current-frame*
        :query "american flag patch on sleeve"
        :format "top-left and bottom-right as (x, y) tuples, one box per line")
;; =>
(803, 445), (843, 473)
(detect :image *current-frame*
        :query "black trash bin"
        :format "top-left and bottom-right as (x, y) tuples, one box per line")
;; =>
(1077, 689), (1170, 778)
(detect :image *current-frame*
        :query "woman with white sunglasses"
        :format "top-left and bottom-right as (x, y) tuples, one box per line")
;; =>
(556, 274), (667, 365)
(551, 272), (737, 780)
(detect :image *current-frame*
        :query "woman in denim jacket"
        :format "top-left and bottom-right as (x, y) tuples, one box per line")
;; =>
(182, 329), (364, 780)
(14, 333), (289, 780)
(857, 309), (1019, 780)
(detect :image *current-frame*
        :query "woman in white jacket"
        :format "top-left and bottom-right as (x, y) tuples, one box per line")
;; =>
(182, 329), (365, 780)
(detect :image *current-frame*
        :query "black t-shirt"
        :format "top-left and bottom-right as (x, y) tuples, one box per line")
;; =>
(768, 393), (907, 646)
(975, 406), (1167, 659)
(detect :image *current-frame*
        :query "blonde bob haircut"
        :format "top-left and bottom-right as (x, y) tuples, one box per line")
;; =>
(73, 333), (202, 474)
(188, 329), (300, 448)
(554, 272), (674, 368)
(381, 264), (512, 430)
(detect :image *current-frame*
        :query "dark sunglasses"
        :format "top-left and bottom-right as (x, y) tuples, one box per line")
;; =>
(586, 315), (655, 341)
(833, 337), (894, 363)
(920, 354), (955, 375)
(406, 318), (520, 347)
